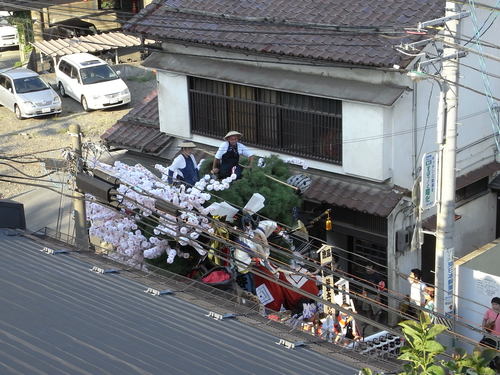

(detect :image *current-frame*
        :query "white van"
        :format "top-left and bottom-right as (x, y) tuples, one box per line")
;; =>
(0, 11), (18, 49)
(55, 53), (130, 111)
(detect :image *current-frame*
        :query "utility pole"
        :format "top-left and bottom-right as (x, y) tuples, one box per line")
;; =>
(69, 124), (89, 251)
(434, 1), (461, 325)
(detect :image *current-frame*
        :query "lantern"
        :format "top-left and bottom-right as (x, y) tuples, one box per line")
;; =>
(325, 211), (332, 231)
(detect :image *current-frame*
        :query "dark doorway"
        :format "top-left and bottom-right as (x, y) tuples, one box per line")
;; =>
(421, 233), (436, 284)
(496, 194), (500, 238)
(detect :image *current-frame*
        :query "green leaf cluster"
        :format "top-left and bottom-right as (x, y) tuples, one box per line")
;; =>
(201, 155), (302, 226)
(362, 314), (496, 375)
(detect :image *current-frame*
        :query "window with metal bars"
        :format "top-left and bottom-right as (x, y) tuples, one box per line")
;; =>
(455, 177), (489, 203)
(188, 77), (343, 164)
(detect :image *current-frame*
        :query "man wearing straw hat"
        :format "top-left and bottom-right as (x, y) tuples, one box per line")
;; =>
(167, 141), (200, 186)
(211, 130), (253, 179)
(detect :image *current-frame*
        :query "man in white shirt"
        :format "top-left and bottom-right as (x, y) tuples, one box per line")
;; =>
(211, 131), (253, 179)
(408, 268), (426, 316)
(167, 141), (199, 186)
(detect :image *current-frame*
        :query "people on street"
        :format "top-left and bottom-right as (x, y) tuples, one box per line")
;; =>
(211, 131), (254, 179)
(360, 264), (386, 322)
(335, 304), (361, 345)
(423, 285), (436, 322)
(407, 268), (426, 318)
(167, 141), (199, 186)
(480, 296), (500, 349)
(478, 297), (500, 371)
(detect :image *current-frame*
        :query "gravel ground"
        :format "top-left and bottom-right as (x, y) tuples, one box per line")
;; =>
(0, 64), (157, 199)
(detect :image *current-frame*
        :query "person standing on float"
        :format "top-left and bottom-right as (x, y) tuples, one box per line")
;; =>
(167, 141), (199, 186)
(211, 131), (254, 179)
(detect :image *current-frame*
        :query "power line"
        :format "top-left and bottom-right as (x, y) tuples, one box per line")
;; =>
(90, 174), (500, 342)
(0, 160), (492, 344)
(0, 161), (55, 178)
(467, 0), (500, 150)
(450, 0), (500, 12)
(436, 37), (500, 64)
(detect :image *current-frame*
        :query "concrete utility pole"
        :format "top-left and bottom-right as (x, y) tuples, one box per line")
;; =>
(435, 1), (461, 322)
(69, 124), (89, 251)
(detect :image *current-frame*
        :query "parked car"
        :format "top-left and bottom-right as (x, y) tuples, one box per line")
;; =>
(0, 11), (18, 49)
(0, 68), (61, 120)
(55, 53), (131, 111)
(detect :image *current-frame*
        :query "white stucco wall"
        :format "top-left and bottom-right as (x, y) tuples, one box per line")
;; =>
(454, 193), (497, 259)
(157, 72), (190, 138)
(342, 102), (391, 180)
(390, 88), (423, 188)
(456, 266), (500, 352)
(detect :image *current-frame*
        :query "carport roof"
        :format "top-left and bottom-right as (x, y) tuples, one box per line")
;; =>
(0, 0), (75, 11)
(31, 31), (156, 57)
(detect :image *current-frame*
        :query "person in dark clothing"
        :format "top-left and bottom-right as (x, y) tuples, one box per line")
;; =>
(211, 131), (254, 179)
(167, 141), (199, 186)
(360, 264), (386, 321)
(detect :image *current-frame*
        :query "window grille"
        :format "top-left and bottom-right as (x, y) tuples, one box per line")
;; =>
(188, 77), (343, 164)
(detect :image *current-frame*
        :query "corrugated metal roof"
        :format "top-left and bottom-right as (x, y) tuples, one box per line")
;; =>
(124, 0), (444, 68)
(304, 174), (408, 217)
(31, 32), (156, 57)
(0, 231), (364, 374)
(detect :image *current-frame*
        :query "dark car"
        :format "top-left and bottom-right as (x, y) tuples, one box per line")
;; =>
(43, 18), (97, 40)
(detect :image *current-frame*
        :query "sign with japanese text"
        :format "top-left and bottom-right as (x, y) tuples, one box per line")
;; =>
(422, 152), (438, 210)
(443, 247), (454, 316)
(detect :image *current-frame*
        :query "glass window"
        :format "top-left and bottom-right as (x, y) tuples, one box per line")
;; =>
(14, 76), (49, 94)
(456, 177), (489, 203)
(59, 60), (70, 75)
(80, 64), (118, 85)
(4, 77), (13, 91)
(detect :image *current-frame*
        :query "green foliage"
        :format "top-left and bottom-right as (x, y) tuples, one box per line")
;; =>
(100, 0), (120, 9)
(10, 11), (34, 62)
(362, 314), (496, 375)
(201, 155), (301, 225)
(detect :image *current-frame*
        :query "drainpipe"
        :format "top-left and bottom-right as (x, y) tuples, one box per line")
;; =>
(412, 80), (418, 177)
(387, 199), (411, 326)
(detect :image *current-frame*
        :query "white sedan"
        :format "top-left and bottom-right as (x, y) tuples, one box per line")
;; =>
(0, 68), (62, 119)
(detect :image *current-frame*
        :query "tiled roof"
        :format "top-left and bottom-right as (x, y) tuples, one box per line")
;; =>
(124, 0), (444, 68)
(101, 91), (174, 156)
(304, 174), (408, 217)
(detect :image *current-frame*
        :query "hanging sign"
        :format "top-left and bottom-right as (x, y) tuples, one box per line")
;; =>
(421, 152), (438, 210)
(443, 247), (454, 316)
